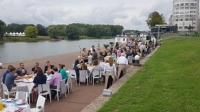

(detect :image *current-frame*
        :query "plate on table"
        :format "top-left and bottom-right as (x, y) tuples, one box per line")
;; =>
(5, 98), (14, 102)
(16, 100), (26, 105)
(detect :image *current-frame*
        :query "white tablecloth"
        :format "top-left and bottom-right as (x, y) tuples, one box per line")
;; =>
(16, 82), (35, 94)
(2, 100), (31, 112)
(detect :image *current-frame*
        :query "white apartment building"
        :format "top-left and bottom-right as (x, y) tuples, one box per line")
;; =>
(172, 0), (199, 31)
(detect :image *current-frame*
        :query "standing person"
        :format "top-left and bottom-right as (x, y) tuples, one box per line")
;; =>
(115, 42), (119, 50)
(82, 48), (88, 63)
(117, 53), (128, 79)
(16, 63), (29, 76)
(31, 62), (40, 74)
(2, 65), (13, 84)
(92, 49), (98, 61)
(98, 43), (100, 50)
(74, 56), (82, 83)
(5, 67), (30, 91)
(109, 43), (113, 53)
(90, 45), (96, 53)
(44, 61), (54, 74)
(103, 57), (117, 89)
(59, 64), (68, 82)
(139, 43), (145, 57)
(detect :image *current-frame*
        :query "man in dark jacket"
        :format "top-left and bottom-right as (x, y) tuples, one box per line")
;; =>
(92, 49), (98, 61)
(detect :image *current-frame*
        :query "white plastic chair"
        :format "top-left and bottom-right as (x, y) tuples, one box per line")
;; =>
(38, 84), (51, 103)
(1, 83), (15, 98)
(16, 86), (31, 105)
(68, 69), (77, 85)
(92, 70), (102, 85)
(66, 71), (73, 94)
(51, 80), (67, 101)
(15, 91), (28, 101)
(128, 56), (133, 64)
(79, 70), (89, 86)
(60, 80), (67, 98)
(30, 95), (46, 112)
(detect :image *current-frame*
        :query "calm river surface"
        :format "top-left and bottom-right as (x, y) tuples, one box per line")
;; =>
(0, 39), (114, 63)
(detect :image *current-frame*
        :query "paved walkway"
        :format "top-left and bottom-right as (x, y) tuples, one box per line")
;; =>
(0, 51), (105, 112)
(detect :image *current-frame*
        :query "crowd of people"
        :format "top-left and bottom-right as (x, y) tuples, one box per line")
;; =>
(1, 39), (156, 102)
(74, 40), (156, 89)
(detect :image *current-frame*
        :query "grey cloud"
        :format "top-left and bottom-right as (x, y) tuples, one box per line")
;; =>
(140, 0), (172, 22)
(0, 0), (173, 30)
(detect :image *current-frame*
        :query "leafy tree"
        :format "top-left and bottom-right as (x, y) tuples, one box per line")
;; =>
(36, 24), (48, 36)
(47, 25), (61, 38)
(66, 24), (79, 39)
(146, 11), (166, 28)
(24, 26), (38, 38)
(0, 20), (6, 39)
(6, 23), (34, 33)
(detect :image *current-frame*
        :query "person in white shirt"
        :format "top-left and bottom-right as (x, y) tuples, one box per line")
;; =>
(139, 43), (145, 57)
(117, 53), (128, 79)
(103, 57), (117, 89)
(90, 45), (96, 54)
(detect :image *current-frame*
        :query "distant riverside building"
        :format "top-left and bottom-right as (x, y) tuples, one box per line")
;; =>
(4, 32), (26, 37)
(172, 0), (199, 31)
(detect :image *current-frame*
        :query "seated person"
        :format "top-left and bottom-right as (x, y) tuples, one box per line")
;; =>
(77, 60), (90, 76)
(5, 67), (31, 91)
(50, 67), (62, 98)
(59, 64), (68, 82)
(33, 67), (47, 88)
(16, 63), (29, 76)
(74, 56), (82, 83)
(77, 60), (88, 70)
(32, 62), (40, 74)
(44, 61), (54, 74)
(91, 60), (102, 71)
(2, 65), (13, 84)
(32, 67), (47, 102)
(112, 53), (117, 61)
(90, 60), (102, 77)
(50, 67), (62, 89)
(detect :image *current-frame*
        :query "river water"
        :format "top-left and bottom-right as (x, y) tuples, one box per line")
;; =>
(0, 39), (114, 63)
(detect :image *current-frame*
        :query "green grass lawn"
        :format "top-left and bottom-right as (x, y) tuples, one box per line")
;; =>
(98, 37), (200, 112)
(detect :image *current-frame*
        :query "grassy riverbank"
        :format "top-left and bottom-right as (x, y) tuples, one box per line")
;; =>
(1, 36), (51, 42)
(98, 37), (200, 112)
(0, 36), (114, 42)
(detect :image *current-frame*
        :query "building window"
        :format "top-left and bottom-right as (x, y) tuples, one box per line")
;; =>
(179, 27), (183, 29)
(185, 26), (188, 29)
(181, 3), (184, 6)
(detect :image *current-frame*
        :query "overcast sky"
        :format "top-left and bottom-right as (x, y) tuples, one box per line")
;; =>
(0, 0), (173, 30)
